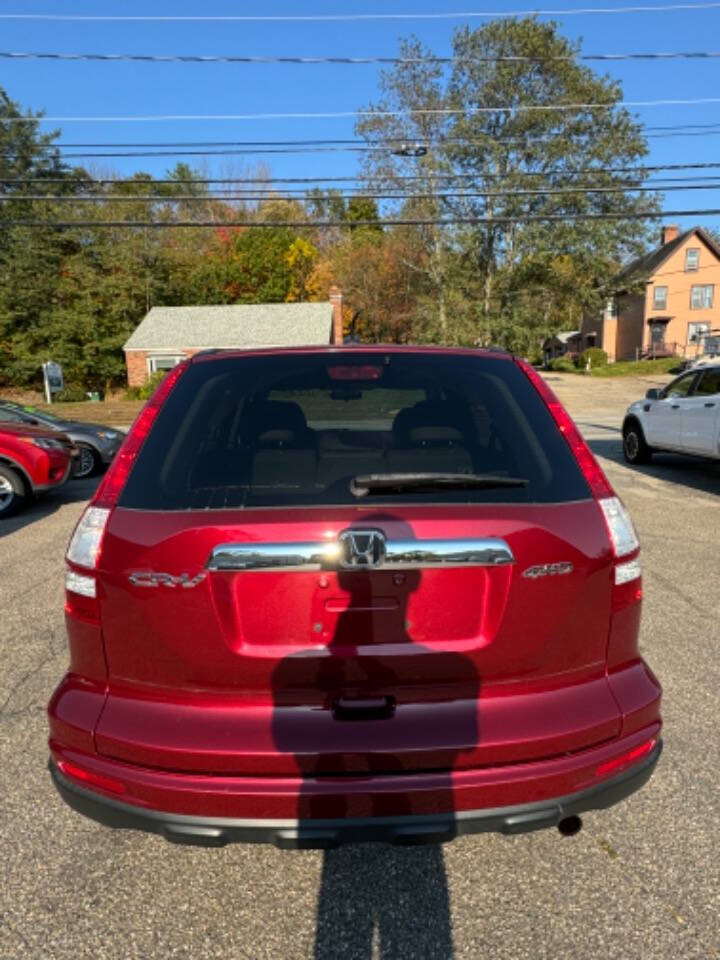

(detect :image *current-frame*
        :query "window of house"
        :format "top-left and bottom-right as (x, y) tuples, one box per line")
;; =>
(687, 321), (711, 346)
(685, 248), (700, 272)
(147, 355), (185, 374)
(652, 286), (668, 310)
(691, 285), (714, 309)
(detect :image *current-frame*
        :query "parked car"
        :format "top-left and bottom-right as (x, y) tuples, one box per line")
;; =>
(0, 401), (124, 478)
(48, 348), (661, 848)
(0, 422), (75, 517)
(622, 364), (720, 464)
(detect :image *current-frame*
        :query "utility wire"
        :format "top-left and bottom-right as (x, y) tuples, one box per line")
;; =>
(38, 126), (720, 147)
(5, 209), (720, 228)
(6, 161), (720, 186)
(25, 129), (720, 157)
(4, 49), (720, 64)
(8, 98), (720, 122)
(2, 4), (720, 21)
(2, 124), (716, 157)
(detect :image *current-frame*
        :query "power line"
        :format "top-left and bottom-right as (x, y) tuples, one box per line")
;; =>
(8, 98), (720, 123)
(4, 182), (720, 202)
(4, 49), (720, 64)
(26, 129), (720, 157)
(6, 160), (720, 186)
(5, 209), (720, 228)
(2, 4), (720, 21)
(38, 126), (720, 147)
(1, 123), (713, 157)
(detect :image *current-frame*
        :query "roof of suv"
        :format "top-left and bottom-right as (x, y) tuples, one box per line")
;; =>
(189, 344), (514, 364)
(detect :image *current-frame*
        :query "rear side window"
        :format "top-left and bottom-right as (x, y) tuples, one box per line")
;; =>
(119, 353), (591, 509)
(695, 368), (720, 395)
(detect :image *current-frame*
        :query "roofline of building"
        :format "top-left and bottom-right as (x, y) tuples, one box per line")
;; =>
(609, 225), (720, 294)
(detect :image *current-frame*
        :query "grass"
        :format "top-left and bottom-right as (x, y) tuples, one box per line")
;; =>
(587, 357), (680, 377)
(550, 356), (680, 378)
(27, 400), (143, 427)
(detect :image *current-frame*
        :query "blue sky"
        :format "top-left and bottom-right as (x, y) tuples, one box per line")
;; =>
(3, 0), (720, 232)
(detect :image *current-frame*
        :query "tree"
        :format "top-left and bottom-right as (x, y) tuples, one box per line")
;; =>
(447, 18), (657, 346)
(0, 87), (76, 384)
(356, 38), (454, 339)
(354, 21), (658, 352)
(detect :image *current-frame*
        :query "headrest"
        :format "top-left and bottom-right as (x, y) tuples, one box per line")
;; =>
(392, 401), (473, 446)
(242, 400), (308, 440)
(408, 425), (465, 447)
(255, 428), (298, 449)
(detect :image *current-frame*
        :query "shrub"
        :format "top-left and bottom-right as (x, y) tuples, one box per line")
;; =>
(53, 383), (88, 402)
(123, 370), (167, 401)
(549, 356), (577, 372)
(580, 347), (608, 369)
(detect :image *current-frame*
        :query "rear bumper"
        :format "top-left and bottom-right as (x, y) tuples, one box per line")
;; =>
(48, 737), (662, 849)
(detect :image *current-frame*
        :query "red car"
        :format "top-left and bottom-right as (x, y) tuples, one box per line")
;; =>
(48, 348), (661, 847)
(0, 422), (75, 517)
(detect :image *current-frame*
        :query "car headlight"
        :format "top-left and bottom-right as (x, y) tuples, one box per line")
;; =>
(25, 436), (65, 450)
(96, 430), (119, 440)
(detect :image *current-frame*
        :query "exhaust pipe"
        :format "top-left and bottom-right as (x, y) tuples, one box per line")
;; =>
(557, 815), (583, 837)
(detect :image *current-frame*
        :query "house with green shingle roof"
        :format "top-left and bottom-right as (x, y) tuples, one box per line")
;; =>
(123, 289), (343, 386)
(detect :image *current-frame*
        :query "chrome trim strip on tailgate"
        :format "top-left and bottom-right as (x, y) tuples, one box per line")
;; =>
(207, 538), (514, 572)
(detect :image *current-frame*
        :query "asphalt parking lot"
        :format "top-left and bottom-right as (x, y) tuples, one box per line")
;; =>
(1, 376), (718, 960)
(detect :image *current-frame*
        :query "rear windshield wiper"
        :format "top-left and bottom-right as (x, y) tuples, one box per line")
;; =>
(351, 472), (529, 497)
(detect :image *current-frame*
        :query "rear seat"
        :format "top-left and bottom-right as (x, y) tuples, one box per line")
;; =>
(244, 401), (317, 491)
(387, 401), (475, 475)
(195, 398), (480, 496)
(316, 430), (386, 488)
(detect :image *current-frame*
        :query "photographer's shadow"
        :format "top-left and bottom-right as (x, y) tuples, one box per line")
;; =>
(313, 842), (453, 960)
(272, 517), (479, 959)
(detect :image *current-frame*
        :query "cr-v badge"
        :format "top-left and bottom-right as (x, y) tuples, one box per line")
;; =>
(522, 562), (573, 579)
(128, 571), (207, 588)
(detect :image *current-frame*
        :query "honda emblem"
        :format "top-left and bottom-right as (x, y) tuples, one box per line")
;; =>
(337, 529), (387, 569)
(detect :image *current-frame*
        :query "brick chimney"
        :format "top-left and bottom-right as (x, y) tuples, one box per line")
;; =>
(661, 224), (679, 246)
(329, 285), (344, 345)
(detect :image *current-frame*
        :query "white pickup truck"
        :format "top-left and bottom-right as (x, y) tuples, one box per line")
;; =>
(622, 364), (720, 464)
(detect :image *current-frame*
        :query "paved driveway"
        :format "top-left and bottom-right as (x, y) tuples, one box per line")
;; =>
(1, 382), (718, 960)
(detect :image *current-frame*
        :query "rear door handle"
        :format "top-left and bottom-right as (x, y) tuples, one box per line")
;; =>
(671, 404), (680, 409)
(704, 401), (716, 408)
(332, 696), (396, 722)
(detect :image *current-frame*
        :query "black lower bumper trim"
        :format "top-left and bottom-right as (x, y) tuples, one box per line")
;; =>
(49, 740), (662, 850)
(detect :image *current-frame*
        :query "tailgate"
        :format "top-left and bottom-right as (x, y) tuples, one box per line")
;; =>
(95, 501), (621, 774)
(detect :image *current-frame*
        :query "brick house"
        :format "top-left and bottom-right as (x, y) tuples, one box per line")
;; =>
(123, 288), (344, 387)
(578, 225), (720, 362)
(542, 330), (581, 365)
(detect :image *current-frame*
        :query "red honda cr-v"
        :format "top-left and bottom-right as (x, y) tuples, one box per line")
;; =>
(48, 347), (661, 848)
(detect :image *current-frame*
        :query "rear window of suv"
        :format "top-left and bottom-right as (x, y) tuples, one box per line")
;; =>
(119, 352), (590, 509)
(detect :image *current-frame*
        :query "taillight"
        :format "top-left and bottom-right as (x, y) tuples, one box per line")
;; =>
(598, 497), (640, 559)
(515, 358), (641, 590)
(66, 506), (110, 570)
(64, 363), (187, 601)
(92, 360), (188, 509)
(65, 507), (108, 619)
(514, 358), (612, 498)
